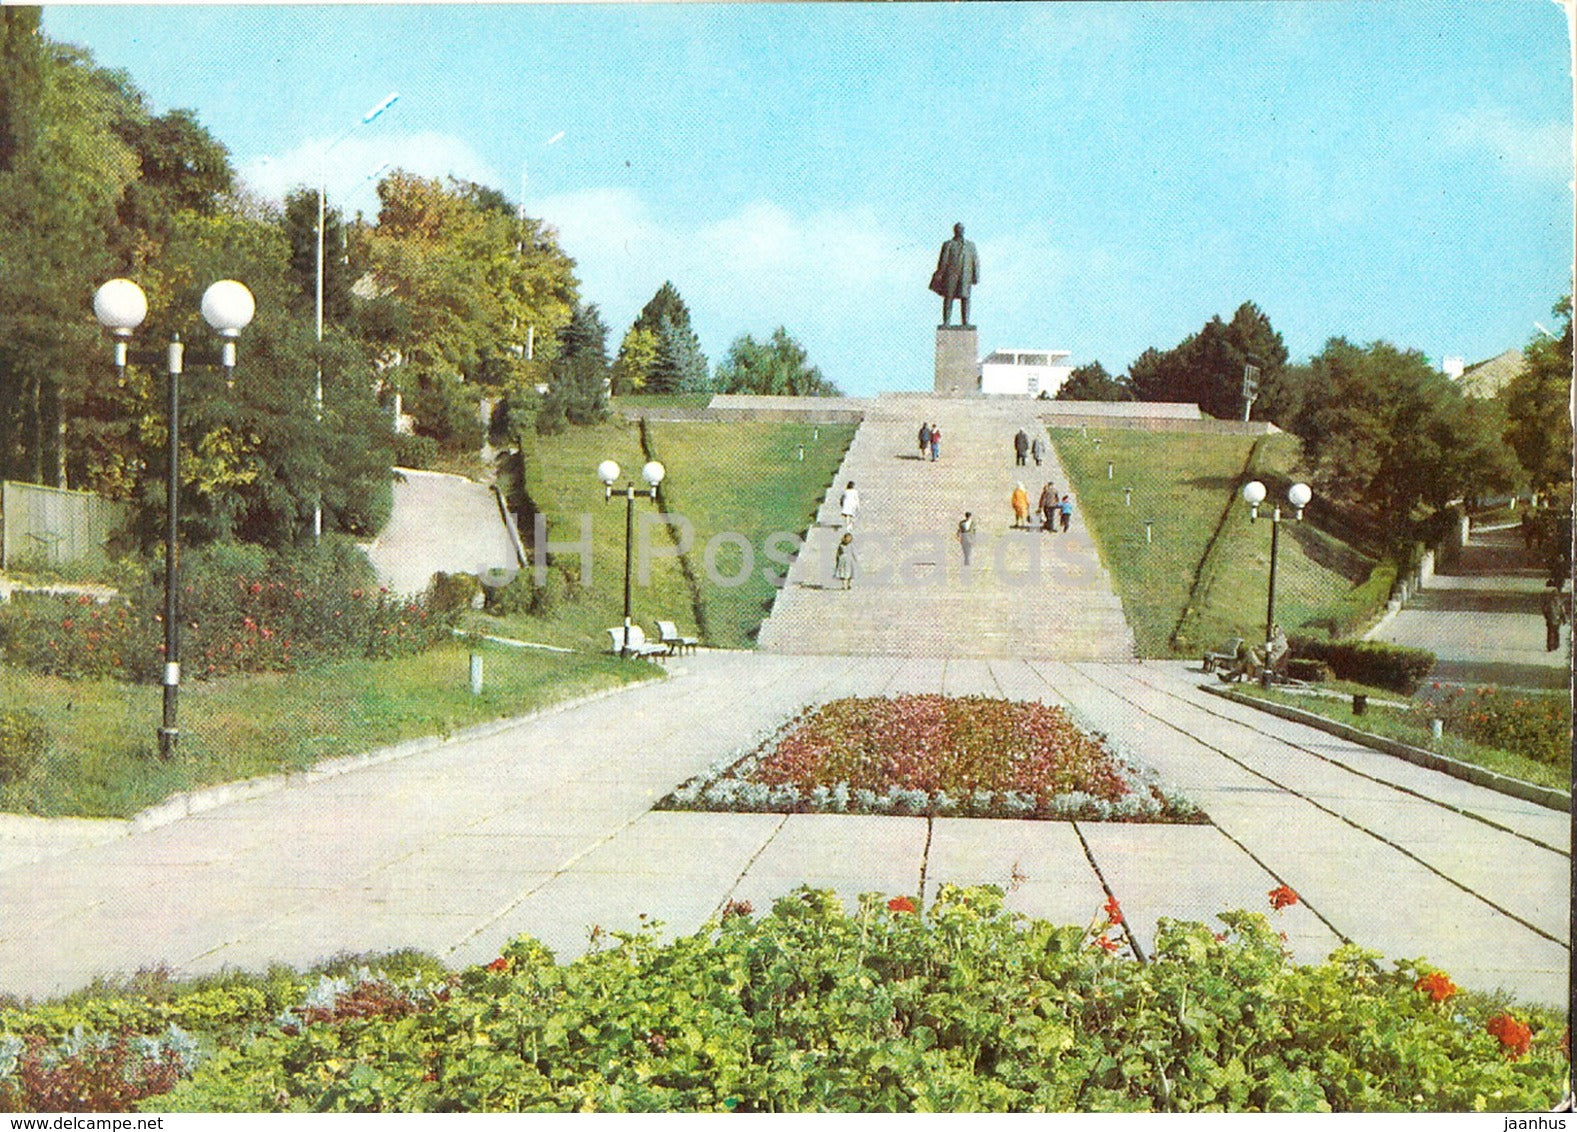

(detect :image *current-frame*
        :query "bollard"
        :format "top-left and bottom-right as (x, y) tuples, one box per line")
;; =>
(1431, 717), (1443, 741)
(1352, 693), (1367, 715)
(470, 652), (484, 695)
(1124, 486), (1133, 506)
(798, 445), (805, 461)
(813, 427), (819, 441)
(1107, 461), (1114, 480)
(1145, 520), (1153, 545)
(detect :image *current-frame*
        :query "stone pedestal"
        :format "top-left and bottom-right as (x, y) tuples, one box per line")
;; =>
(934, 326), (979, 395)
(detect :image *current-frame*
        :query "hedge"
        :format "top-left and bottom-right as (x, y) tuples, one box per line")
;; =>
(1288, 636), (1435, 693)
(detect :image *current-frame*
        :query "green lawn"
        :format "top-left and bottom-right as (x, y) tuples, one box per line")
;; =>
(643, 421), (855, 647)
(1228, 681), (1569, 793)
(0, 643), (659, 819)
(1051, 429), (1376, 657)
(487, 418), (853, 650)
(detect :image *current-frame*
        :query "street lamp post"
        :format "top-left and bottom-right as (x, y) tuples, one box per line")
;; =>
(313, 92), (399, 542)
(597, 459), (665, 656)
(94, 278), (255, 757)
(1242, 479), (1312, 687)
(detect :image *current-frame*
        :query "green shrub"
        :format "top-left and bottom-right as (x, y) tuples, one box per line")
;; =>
(0, 541), (461, 682)
(1288, 637), (1435, 693)
(424, 572), (482, 616)
(394, 433), (439, 470)
(122, 886), (1566, 1113)
(0, 709), (48, 786)
(1285, 658), (1333, 683)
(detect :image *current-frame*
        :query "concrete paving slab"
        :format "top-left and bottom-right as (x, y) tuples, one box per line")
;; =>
(1078, 822), (1342, 966)
(925, 818), (1106, 926)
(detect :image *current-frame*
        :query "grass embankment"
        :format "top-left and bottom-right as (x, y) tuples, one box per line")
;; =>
(642, 421), (855, 648)
(0, 644), (658, 819)
(1226, 681), (1569, 793)
(1050, 429), (1377, 657)
(491, 419), (853, 650)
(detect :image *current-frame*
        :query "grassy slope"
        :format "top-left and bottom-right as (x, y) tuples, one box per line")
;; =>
(643, 421), (855, 648)
(1051, 429), (1375, 657)
(493, 418), (853, 650)
(0, 644), (657, 819)
(509, 419), (699, 649)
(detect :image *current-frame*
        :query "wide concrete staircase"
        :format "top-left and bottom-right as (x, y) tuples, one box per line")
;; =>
(756, 394), (1135, 659)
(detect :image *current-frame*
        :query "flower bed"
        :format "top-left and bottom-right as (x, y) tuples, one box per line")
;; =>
(1418, 684), (1571, 767)
(1, 887), (1563, 1113)
(661, 695), (1202, 823)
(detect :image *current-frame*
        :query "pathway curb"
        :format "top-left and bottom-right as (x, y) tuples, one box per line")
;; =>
(129, 669), (667, 833)
(1199, 683), (1570, 812)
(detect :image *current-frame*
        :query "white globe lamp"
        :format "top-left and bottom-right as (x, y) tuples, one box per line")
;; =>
(597, 460), (621, 486)
(641, 460), (666, 487)
(93, 279), (148, 337)
(200, 280), (255, 338)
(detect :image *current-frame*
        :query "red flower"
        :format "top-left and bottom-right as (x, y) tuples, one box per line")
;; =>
(1103, 894), (1123, 925)
(485, 957), (511, 973)
(1091, 934), (1121, 953)
(249, 582), (263, 595)
(1414, 971), (1458, 1003)
(1486, 1013), (1532, 1059)
(887, 896), (916, 914)
(1268, 884), (1299, 911)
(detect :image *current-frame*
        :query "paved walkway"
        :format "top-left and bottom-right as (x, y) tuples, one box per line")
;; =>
(1, 654), (1564, 1005)
(365, 468), (518, 597)
(757, 395), (1133, 658)
(1371, 523), (1569, 689)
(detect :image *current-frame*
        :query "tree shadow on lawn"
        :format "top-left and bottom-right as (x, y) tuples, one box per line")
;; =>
(1284, 522), (1374, 583)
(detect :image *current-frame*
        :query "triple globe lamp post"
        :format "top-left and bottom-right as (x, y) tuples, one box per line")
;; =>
(1241, 477), (1313, 687)
(92, 277), (256, 758)
(597, 458), (665, 657)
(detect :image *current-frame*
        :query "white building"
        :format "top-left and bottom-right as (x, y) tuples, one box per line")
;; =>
(978, 348), (1074, 397)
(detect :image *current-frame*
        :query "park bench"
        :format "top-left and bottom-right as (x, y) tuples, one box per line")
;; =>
(656, 619), (699, 655)
(606, 625), (669, 661)
(1202, 637), (1243, 674)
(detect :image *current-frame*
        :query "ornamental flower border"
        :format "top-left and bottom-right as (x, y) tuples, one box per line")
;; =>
(659, 694), (1206, 824)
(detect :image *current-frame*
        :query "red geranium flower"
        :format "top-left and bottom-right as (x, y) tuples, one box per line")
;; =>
(1486, 1013), (1532, 1060)
(485, 957), (511, 973)
(1091, 934), (1121, 953)
(1414, 971), (1458, 1003)
(887, 896), (916, 914)
(1103, 894), (1123, 925)
(1268, 884), (1299, 911)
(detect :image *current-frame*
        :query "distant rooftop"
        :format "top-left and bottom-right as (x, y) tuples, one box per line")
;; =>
(1458, 348), (1526, 398)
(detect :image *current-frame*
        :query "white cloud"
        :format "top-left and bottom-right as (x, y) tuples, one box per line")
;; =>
(238, 132), (504, 212)
(1441, 107), (1572, 181)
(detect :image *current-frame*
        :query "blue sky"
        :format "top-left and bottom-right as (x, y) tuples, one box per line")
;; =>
(45, 2), (1575, 397)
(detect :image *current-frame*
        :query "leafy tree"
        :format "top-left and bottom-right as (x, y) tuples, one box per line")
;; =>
(1297, 338), (1519, 539)
(1500, 296), (1573, 497)
(283, 189), (354, 324)
(1055, 360), (1132, 402)
(611, 326), (659, 395)
(357, 171), (578, 398)
(628, 282), (708, 394)
(1128, 302), (1288, 419)
(0, 15), (139, 487)
(714, 327), (841, 397)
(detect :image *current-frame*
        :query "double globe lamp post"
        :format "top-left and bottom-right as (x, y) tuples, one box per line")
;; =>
(92, 277), (256, 758)
(1241, 478), (1314, 687)
(597, 459), (665, 657)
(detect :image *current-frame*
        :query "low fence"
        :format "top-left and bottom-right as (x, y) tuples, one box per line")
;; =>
(1041, 415), (1279, 435)
(0, 480), (129, 571)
